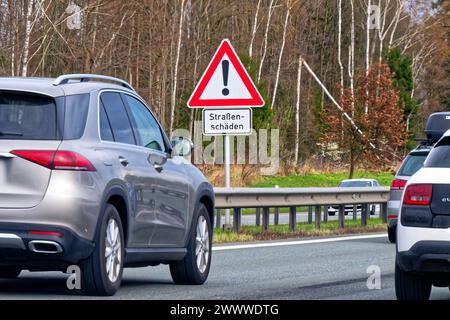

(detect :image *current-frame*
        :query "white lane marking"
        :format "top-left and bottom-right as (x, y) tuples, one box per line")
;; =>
(213, 233), (387, 251)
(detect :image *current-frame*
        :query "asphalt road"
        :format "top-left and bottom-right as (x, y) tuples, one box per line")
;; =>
(0, 233), (449, 300)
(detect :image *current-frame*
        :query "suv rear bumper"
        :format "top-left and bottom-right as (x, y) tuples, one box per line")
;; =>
(0, 222), (94, 271)
(397, 240), (450, 273)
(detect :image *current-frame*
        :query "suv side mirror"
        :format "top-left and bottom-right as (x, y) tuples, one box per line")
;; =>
(171, 136), (194, 157)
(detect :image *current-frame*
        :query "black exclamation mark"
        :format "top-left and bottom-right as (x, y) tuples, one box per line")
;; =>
(222, 60), (230, 96)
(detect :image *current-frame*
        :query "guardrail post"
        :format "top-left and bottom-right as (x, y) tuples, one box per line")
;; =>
(353, 205), (357, 221)
(308, 206), (313, 224)
(338, 205), (345, 229)
(289, 207), (296, 231)
(216, 209), (221, 229)
(262, 207), (270, 232)
(233, 208), (241, 232)
(381, 203), (387, 223)
(323, 205), (328, 223)
(274, 207), (279, 225)
(315, 205), (321, 230)
(256, 208), (261, 226)
(361, 204), (368, 226)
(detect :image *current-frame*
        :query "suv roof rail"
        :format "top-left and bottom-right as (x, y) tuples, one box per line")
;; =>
(52, 74), (135, 91)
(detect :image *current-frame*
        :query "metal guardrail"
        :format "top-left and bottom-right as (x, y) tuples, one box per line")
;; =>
(214, 187), (390, 232)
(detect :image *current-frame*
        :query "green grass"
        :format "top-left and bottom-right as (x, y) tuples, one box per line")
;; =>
(251, 171), (394, 188)
(213, 218), (386, 243)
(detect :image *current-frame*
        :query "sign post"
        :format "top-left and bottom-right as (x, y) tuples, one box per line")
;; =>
(187, 39), (264, 229)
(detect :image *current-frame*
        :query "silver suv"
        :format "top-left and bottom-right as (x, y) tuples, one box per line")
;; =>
(387, 145), (432, 243)
(0, 74), (215, 296)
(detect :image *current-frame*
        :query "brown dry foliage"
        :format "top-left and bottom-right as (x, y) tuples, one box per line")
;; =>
(322, 64), (407, 176)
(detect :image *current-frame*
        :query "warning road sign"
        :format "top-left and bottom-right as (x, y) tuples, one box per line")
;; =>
(187, 39), (264, 108)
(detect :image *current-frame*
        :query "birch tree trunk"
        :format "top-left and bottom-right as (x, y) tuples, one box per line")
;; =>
(337, 0), (343, 97)
(302, 59), (376, 150)
(169, 0), (186, 135)
(388, 0), (404, 51)
(271, 1), (290, 109)
(257, 0), (276, 82)
(364, 0), (371, 114)
(349, 0), (355, 116)
(21, 0), (35, 77)
(294, 57), (303, 165)
(248, 0), (261, 58)
(8, 0), (15, 76)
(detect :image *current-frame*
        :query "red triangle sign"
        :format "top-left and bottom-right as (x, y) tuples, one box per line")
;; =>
(187, 39), (264, 108)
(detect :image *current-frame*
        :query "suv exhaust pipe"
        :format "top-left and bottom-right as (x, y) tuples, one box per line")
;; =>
(28, 240), (63, 254)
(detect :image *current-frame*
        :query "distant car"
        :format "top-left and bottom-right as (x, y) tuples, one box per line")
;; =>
(387, 111), (450, 243)
(328, 179), (380, 216)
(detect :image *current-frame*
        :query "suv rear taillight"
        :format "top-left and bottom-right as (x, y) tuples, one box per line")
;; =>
(11, 150), (96, 172)
(391, 179), (407, 190)
(403, 184), (432, 206)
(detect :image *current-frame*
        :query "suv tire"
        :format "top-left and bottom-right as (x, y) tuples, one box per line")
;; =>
(395, 262), (431, 300)
(388, 225), (396, 243)
(0, 267), (21, 279)
(170, 204), (212, 285)
(81, 204), (124, 296)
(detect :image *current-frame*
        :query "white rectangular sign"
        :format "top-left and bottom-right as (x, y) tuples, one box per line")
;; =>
(202, 108), (252, 136)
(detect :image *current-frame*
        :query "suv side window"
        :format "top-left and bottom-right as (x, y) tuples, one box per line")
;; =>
(424, 140), (450, 168)
(99, 101), (114, 142)
(100, 92), (136, 145)
(400, 154), (428, 175)
(123, 94), (166, 152)
(64, 94), (90, 140)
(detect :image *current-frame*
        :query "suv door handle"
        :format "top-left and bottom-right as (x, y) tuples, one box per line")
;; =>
(118, 156), (129, 167)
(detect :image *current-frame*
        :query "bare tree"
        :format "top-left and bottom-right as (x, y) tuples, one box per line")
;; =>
(387, 0), (404, 51)
(294, 57), (303, 164)
(364, 0), (371, 114)
(271, 0), (291, 109)
(21, 0), (36, 76)
(248, 0), (261, 58)
(257, 0), (276, 82)
(170, 0), (186, 135)
(349, 0), (355, 116)
(337, 0), (343, 97)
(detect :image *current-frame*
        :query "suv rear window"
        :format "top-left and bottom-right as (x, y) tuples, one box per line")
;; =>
(398, 154), (428, 176)
(0, 93), (58, 140)
(424, 138), (450, 168)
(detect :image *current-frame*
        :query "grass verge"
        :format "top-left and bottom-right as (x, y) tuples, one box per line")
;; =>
(213, 218), (386, 244)
(251, 171), (394, 188)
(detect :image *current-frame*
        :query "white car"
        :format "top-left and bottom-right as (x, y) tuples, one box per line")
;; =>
(396, 132), (450, 300)
(327, 179), (380, 216)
